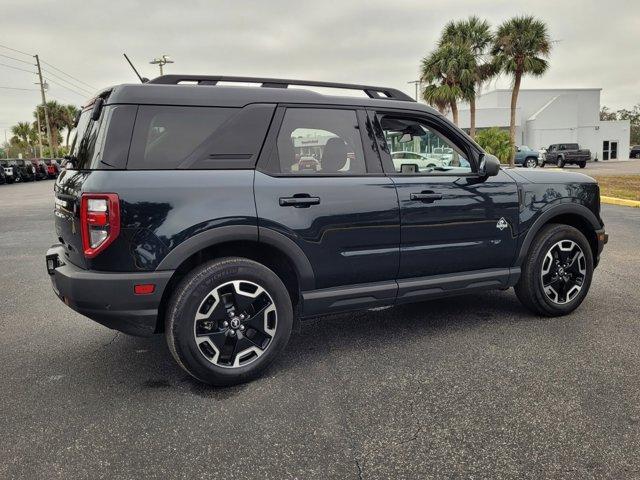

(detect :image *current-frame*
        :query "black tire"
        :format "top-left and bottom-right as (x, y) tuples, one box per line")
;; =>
(539, 162), (545, 168)
(557, 157), (565, 168)
(525, 157), (538, 168)
(579, 162), (586, 169)
(166, 257), (293, 386)
(515, 224), (594, 316)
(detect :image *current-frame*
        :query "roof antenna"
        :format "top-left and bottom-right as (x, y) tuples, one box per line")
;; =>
(123, 53), (149, 83)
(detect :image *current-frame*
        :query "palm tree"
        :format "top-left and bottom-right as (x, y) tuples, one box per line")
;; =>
(492, 15), (551, 166)
(440, 16), (494, 139)
(33, 100), (68, 156)
(11, 122), (32, 145)
(420, 42), (475, 125)
(63, 104), (80, 146)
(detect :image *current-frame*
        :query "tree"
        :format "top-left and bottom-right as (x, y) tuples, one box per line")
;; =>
(440, 16), (494, 138)
(421, 42), (476, 125)
(33, 100), (68, 156)
(11, 122), (32, 146)
(475, 127), (513, 164)
(62, 104), (80, 146)
(492, 15), (551, 166)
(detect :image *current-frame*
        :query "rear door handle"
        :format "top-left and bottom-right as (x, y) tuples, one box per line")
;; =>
(279, 195), (320, 207)
(410, 192), (443, 203)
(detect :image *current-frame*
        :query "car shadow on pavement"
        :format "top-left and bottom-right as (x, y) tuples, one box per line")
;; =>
(52, 289), (537, 394)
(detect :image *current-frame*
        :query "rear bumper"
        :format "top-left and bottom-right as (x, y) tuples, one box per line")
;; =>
(46, 245), (174, 336)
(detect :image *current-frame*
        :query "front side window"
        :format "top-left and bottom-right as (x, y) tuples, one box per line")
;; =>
(275, 108), (366, 175)
(380, 116), (472, 174)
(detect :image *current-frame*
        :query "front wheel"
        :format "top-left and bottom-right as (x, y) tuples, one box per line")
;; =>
(525, 157), (538, 168)
(166, 257), (293, 386)
(557, 158), (565, 168)
(515, 224), (593, 316)
(579, 162), (586, 169)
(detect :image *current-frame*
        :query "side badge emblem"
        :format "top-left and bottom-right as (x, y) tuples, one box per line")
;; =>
(496, 217), (508, 231)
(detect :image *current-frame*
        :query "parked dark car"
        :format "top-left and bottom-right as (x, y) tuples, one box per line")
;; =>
(0, 165), (6, 185)
(2, 159), (35, 182)
(47, 75), (607, 386)
(630, 145), (640, 159)
(31, 159), (49, 180)
(540, 143), (591, 168)
(44, 159), (62, 178)
(1, 160), (13, 183)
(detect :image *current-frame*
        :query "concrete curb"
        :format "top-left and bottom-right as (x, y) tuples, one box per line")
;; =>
(601, 196), (640, 208)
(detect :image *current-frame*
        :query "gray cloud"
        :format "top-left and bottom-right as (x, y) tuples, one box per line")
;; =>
(1, 0), (638, 135)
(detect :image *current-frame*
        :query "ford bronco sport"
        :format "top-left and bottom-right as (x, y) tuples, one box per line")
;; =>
(47, 75), (608, 386)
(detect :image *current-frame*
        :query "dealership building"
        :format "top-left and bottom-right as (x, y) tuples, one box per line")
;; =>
(455, 88), (631, 160)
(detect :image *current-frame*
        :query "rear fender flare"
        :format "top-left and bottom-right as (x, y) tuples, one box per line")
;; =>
(156, 225), (315, 290)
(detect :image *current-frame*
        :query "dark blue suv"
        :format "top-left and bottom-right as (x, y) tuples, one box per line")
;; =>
(47, 75), (608, 385)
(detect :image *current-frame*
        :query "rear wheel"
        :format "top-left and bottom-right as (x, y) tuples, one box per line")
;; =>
(515, 224), (593, 316)
(166, 257), (293, 386)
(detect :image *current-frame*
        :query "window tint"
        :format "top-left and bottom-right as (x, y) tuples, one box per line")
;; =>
(380, 117), (472, 174)
(128, 106), (235, 169)
(276, 108), (366, 175)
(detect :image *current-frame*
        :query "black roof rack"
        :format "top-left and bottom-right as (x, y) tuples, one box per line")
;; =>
(147, 75), (415, 102)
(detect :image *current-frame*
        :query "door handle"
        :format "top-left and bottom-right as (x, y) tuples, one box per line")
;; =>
(279, 195), (321, 207)
(410, 192), (443, 203)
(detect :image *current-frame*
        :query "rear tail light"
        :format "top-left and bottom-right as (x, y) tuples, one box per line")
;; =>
(80, 193), (120, 258)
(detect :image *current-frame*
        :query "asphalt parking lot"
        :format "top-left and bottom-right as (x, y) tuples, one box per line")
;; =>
(543, 158), (640, 176)
(1, 179), (639, 479)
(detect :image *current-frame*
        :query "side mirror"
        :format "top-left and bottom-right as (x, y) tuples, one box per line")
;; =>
(479, 154), (500, 177)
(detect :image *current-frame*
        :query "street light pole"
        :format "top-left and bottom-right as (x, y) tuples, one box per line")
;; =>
(150, 55), (174, 76)
(407, 80), (423, 101)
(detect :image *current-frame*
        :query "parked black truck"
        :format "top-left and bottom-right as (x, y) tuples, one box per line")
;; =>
(540, 143), (591, 168)
(46, 75), (608, 385)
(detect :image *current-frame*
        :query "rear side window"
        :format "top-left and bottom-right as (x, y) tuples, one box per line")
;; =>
(70, 105), (136, 170)
(127, 104), (275, 170)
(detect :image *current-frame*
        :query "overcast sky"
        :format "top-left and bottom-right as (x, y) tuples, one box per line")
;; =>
(1, 0), (638, 138)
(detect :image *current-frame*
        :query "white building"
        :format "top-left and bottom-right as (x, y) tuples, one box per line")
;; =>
(455, 88), (630, 161)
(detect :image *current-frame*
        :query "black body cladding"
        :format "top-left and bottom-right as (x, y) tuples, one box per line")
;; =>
(48, 75), (606, 336)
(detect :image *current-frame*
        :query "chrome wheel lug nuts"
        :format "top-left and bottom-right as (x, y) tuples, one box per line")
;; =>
(223, 321), (229, 328)
(229, 329), (235, 336)
(240, 325), (245, 331)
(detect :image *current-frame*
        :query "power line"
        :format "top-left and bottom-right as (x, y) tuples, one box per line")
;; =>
(0, 86), (39, 91)
(41, 68), (94, 95)
(0, 43), (33, 57)
(43, 76), (90, 98)
(0, 62), (37, 75)
(0, 53), (35, 66)
(41, 59), (96, 90)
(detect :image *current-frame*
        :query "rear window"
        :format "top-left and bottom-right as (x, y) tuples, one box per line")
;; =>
(127, 104), (275, 170)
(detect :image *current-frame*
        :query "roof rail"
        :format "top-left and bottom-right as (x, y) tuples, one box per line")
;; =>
(146, 75), (415, 102)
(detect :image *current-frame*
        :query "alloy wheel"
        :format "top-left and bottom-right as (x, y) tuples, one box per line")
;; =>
(193, 280), (277, 368)
(540, 240), (587, 305)
(526, 158), (537, 168)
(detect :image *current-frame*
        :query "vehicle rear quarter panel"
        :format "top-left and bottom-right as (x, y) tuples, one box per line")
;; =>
(79, 170), (257, 272)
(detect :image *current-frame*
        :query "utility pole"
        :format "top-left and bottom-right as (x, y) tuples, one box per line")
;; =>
(35, 106), (43, 158)
(150, 55), (174, 76)
(34, 54), (55, 158)
(407, 80), (423, 101)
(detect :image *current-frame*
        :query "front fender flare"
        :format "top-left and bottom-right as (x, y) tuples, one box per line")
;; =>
(515, 203), (601, 266)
